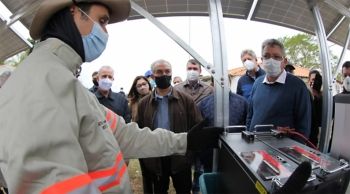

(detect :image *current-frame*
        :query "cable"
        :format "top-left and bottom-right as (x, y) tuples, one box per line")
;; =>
(288, 131), (318, 150)
(276, 128), (318, 150)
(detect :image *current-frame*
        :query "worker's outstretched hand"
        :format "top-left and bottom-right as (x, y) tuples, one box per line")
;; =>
(187, 120), (224, 151)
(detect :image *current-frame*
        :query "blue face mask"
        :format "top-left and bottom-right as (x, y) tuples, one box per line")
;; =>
(80, 9), (109, 62)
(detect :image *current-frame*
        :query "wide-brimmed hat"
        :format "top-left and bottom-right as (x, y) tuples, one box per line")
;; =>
(30, 0), (130, 40)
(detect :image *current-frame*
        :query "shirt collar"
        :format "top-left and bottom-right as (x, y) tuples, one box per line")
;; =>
(37, 38), (82, 76)
(184, 79), (203, 87)
(246, 67), (262, 79)
(155, 87), (172, 99)
(95, 89), (113, 100)
(263, 70), (287, 84)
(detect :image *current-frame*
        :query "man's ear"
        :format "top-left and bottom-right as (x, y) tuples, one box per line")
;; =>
(282, 58), (288, 68)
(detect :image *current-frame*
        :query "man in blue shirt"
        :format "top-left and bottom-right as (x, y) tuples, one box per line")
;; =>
(247, 39), (311, 137)
(236, 49), (265, 100)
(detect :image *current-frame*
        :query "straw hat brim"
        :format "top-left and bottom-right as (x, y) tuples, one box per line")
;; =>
(30, 0), (130, 40)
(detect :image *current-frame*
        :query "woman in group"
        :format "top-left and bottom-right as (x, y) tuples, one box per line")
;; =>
(128, 75), (152, 121)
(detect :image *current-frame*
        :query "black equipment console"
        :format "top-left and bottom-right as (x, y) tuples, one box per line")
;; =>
(216, 131), (350, 194)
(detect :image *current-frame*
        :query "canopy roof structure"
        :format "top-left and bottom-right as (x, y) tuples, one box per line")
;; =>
(0, 18), (30, 62)
(128, 0), (350, 49)
(0, 0), (350, 62)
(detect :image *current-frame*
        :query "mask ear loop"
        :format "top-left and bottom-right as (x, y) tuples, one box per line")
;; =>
(77, 7), (95, 23)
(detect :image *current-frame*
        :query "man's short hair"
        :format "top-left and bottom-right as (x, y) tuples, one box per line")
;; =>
(92, 71), (98, 77)
(342, 61), (350, 69)
(240, 49), (257, 60)
(285, 62), (295, 73)
(187, 59), (201, 71)
(261, 39), (286, 56)
(151, 59), (172, 73)
(98, 66), (114, 75)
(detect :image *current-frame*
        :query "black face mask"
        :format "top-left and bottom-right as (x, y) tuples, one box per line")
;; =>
(155, 75), (172, 89)
(93, 79), (98, 86)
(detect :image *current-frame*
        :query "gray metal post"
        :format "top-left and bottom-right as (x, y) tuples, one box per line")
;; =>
(208, 0), (229, 171)
(308, 0), (333, 152)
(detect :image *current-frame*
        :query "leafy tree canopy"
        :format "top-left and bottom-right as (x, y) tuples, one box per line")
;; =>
(278, 33), (338, 70)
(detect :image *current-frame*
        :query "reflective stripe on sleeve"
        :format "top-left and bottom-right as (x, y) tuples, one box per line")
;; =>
(105, 108), (118, 133)
(41, 152), (127, 194)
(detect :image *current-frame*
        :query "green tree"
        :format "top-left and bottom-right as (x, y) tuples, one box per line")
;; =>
(278, 33), (338, 70)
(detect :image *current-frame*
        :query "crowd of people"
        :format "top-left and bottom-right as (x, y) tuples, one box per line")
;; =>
(0, 0), (350, 193)
(82, 38), (350, 193)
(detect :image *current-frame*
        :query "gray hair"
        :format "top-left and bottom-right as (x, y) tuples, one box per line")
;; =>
(151, 59), (172, 73)
(98, 66), (114, 75)
(261, 39), (286, 56)
(240, 49), (257, 60)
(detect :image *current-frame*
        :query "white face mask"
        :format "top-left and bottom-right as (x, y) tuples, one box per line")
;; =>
(263, 58), (282, 77)
(98, 78), (113, 91)
(343, 76), (350, 92)
(244, 60), (255, 71)
(187, 70), (200, 81)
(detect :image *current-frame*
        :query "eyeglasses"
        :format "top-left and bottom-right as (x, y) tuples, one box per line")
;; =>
(262, 55), (284, 61)
(136, 83), (148, 88)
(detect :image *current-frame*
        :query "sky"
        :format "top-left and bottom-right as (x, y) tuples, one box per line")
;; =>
(1, 1), (349, 93)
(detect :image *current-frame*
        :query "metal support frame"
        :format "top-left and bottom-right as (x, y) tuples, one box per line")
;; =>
(208, 0), (229, 171)
(131, 0), (229, 171)
(324, 0), (350, 19)
(326, 16), (345, 39)
(247, 0), (259, 21)
(130, 0), (220, 83)
(308, 0), (333, 153)
(324, 0), (350, 78)
(0, 2), (32, 49)
(6, 0), (43, 26)
(334, 25), (350, 78)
